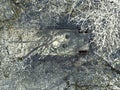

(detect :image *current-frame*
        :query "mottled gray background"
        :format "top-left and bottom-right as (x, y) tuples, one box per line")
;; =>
(0, 0), (120, 90)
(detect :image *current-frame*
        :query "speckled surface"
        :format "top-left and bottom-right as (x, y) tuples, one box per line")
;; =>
(0, 0), (120, 90)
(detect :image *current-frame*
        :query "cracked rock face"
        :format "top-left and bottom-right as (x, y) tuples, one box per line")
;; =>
(0, 0), (120, 90)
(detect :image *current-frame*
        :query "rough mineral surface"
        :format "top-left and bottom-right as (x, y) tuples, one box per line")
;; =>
(0, 0), (120, 90)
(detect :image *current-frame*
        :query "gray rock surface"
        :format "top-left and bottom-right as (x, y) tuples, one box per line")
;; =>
(0, 0), (120, 90)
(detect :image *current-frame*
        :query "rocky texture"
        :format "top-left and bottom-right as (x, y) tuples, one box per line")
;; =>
(0, 0), (120, 90)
